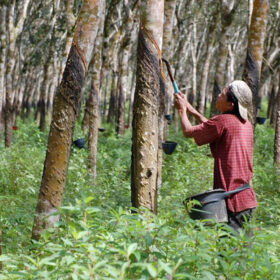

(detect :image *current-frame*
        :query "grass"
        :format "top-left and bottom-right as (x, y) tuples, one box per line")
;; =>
(0, 117), (279, 279)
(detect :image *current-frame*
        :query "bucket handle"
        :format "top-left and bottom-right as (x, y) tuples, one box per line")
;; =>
(201, 184), (251, 205)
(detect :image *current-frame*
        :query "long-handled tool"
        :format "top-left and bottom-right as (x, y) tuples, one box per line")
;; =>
(162, 58), (179, 94)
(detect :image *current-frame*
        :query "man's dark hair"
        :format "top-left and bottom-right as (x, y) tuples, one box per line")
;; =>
(225, 86), (242, 120)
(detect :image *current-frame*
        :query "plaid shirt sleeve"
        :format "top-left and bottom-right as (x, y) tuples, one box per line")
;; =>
(190, 116), (224, 146)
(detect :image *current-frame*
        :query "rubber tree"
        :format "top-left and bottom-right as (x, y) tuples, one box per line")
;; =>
(87, 1), (106, 178)
(4, 0), (31, 147)
(274, 71), (280, 191)
(245, 0), (270, 123)
(60, 0), (76, 79)
(274, 70), (280, 161)
(0, 5), (7, 131)
(116, 0), (135, 135)
(210, 0), (241, 116)
(131, 0), (165, 214)
(38, 0), (60, 131)
(197, 3), (219, 114)
(32, 0), (101, 240)
(162, 0), (177, 139)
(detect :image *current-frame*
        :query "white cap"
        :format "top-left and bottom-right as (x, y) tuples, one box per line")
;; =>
(228, 80), (253, 122)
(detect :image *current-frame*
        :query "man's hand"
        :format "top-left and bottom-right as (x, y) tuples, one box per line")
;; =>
(174, 92), (188, 112)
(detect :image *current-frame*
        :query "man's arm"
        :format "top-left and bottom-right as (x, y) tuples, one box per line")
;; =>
(186, 102), (208, 124)
(178, 108), (193, 137)
(174, 92), (208, 137)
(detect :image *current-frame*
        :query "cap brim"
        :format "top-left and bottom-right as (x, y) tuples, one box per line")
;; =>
(238, 103), (248, 120)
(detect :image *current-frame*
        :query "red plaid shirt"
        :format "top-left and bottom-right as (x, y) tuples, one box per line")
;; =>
(190, 114), (257, 213)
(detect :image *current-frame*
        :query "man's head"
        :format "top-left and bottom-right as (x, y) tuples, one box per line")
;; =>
(216, 80), (253, 122)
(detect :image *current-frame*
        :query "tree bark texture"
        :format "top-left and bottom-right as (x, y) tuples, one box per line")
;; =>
(274, 72), (280, 166)
(32, 0), (101, 240)
(247, 0), (270, 121)
(131, 0), (164, 214)
(0, 6), (7, 130)
(107, 72), (118, 124)
(248, 0), (270, 72)
(88, 84), (100, 178)
(4, 0), (31, 147)
(116, 3), (134, 135)
(210, 0), (240, 116)
(87, 1), (106, 178)
(39, 61), (51, 131)
(60, 0), (76, 81)
(162, 0), (176, 117)
(198, 45), (214, 114)
(127, 61), (137, 128)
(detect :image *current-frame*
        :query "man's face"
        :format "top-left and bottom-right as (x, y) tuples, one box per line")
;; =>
(216, 87), (234, 113)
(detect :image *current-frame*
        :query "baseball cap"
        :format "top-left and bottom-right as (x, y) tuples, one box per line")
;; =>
(228, 80), (253, 122)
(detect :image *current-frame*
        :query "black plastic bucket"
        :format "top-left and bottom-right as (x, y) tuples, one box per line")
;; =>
(162, 141), (177, 155)
(184, 184), (251, 222)
(184, 189), (228, 222)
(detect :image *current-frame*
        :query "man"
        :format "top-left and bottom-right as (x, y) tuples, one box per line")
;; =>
(174, 80), (257, 231)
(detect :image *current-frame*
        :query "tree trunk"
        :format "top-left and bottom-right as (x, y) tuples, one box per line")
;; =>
(39, 61), (51, 131)
(198, 45), (214, 114)
(60, 0), (76, 83)
(88, 84), (100, 178)
(0, 6), (7, 132)
(32, 0), (101, 241)
(162, 0), (176, 135)
(82, 96), (91, 131)
(5, 0), (31, 147)
(116, 5), (134, 135)
(107, 72), (118, 124)
(274, 72), (280, 166)
(87, 1), (106, 177)
(268, 83), (277, 123)
(210, 0), (240, 116)
(131, 0), (164, 214)
(247, 0), (270, 122)
(128, 71), (136, 128)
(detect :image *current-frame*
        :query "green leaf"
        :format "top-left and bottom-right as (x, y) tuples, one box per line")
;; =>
(127, 243), (138, 257)
(147, 264), (157, 278)
(159, 260), (172, 275)
(84, 196), (94, 203)
(201, 271), (216, 280)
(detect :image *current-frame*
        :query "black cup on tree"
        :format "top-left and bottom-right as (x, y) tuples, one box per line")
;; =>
(73, 138), (85, 149)
(256, 117), (266, 125)
(165, 114), (172, 121)
(162, 141), (177, 155)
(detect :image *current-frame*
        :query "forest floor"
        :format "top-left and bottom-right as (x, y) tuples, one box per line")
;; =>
(0, 117), (279, 279)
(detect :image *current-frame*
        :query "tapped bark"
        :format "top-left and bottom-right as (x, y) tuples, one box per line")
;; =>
(131, 0), (164, 214)
(246, 0), (270, 122)
(32, 0), (101, 241)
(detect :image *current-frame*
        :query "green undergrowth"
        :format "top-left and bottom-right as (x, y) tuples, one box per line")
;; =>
(0, 119), (279, 279)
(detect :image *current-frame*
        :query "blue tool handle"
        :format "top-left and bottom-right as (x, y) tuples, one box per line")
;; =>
(173, 81), (179, 94)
